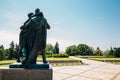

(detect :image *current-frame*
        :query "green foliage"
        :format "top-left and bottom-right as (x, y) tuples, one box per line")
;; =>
(65, 44), (93, 56)
(77, 44), (93, 55)
(8, 41), (14, 59)
(104, 47), (120, 58)
(0, 41), (19, 60)
(104, 47), (114, 57)
(47, 54), (68, 58)
(45, 44), (54, 55)
(114, 48), (120, 57)
(53, 42), (59, 54)
(108, 47), (114, 57)
(95, 47), (103, 56)
(104, 50), (110, 57)
(0, 45), (5, 60)
(45, 42), (60, 54)
(13, 44), (19, 59)
(65, 45), (77, 56)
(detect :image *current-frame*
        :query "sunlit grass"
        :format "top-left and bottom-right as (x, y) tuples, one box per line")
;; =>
(82, 56), (120, 64)
(0, 60), (16, 65)
(88, 58), (120, 61)
(89, 58), (120, 64)
(76, 56), (120, 64)
(38, 58), (75, 61)
(37, 55), (74, 61)
(76, 55), (106, 58)
(0, 56), (83, 67)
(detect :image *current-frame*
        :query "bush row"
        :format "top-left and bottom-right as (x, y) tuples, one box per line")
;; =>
(47, 54), (69, 58)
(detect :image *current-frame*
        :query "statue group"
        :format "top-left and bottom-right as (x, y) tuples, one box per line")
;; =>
(17, 8), (50, 65)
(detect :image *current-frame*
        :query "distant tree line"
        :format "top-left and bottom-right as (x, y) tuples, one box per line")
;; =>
(45, 42), (60, 55)
(0, 41), (19, 61)
(65, 44), (102, 56)
(104, 47), (120, 57)
(65, 44), (120, 57)
(0, 41), (120, 61)
(0, 41), (60, 61)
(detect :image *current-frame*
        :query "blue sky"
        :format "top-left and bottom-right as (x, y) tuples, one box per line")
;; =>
(0, 0), (120, 51)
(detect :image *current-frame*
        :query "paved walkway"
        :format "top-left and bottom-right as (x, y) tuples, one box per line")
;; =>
(53, 57), (120, 80)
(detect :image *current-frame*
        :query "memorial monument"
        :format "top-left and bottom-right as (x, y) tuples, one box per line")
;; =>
(0, 8), (52, 80)
(17, 8), (50, 65)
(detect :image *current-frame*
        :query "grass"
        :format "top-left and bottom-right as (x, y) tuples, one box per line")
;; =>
(87, 58), (120, 61)
(87, 58), (120, 64)
(0, 57), (83, 67)
(0, 60), (16, 67)
(37, 57), (76, 61)
(38, 57), (83, 67)
(76, 55), (106, 58)
(51, 62), (82, 67)
(76, 55), (120, 64)
(0, 60), (16, 65)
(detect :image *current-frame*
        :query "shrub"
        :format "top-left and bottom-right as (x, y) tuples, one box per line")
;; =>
(47, 54), (69, 58)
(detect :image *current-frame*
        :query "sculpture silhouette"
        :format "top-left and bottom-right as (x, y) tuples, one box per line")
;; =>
(17, 8), (50, 65)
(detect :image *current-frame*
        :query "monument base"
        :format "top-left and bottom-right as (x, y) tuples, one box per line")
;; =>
(0, 63), (52, 80)
(9, 62), (50, 69)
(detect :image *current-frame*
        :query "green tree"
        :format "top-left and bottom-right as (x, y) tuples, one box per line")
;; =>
(77, 44), (93, 55)
(8, 41), (15, 59)
(53, 42), (59, 54)
(104, 49), (110, 57)
(65, 45), (77, 56)
(45, 44), (54, 55)
(109, 47), (114, 57)
(89, 47), (95, 54)
(4, 49), (9, 59)
(114, 47), (120, 57)
(95, 47), (103, 56)
(12, 44), (19, 59)
(0, 45), (4, 60)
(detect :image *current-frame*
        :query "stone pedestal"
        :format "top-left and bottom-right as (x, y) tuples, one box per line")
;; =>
(0, 64), (52, 80)
(9, 62), (50, 69)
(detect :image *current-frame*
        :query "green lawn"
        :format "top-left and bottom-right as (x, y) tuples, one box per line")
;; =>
(0, 57), (83, 67)
(38, 57), (83, 66)
(76, 55), (106, 58)
(76, 56), (120, 64)
(87, 58), (120, 61)
(87, 58), (120, 64)
(37, 57), (76, 61)
(0, 60), (16, 65)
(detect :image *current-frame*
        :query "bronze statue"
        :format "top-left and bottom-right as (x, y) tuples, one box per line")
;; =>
(17, 8), (50, 65)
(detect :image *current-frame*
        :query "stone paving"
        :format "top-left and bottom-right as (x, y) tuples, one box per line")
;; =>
(53, 57), (120, 80)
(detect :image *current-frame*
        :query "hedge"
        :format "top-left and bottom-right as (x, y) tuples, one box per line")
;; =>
(47, 54), (69, 58)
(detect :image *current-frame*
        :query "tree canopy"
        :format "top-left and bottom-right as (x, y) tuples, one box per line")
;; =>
(65, 44), (94, 56)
